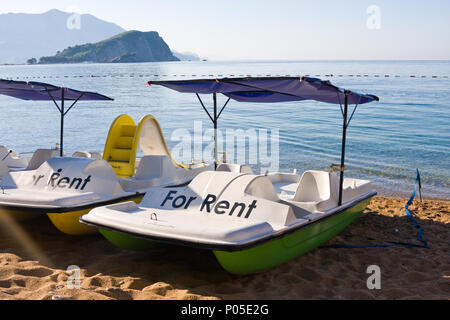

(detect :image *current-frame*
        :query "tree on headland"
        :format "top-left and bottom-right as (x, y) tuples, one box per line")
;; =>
(27, 58), (37, 65)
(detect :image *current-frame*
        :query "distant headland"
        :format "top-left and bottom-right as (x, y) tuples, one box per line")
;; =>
(38, 31), (179, 64)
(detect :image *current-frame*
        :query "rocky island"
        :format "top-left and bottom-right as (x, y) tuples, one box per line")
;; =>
(39, 30), (179, 64)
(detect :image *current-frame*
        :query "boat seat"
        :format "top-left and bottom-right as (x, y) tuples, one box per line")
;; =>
(268, 173), (301, 201)
(73, 151), (91, 158)
(90, 152), (103, 159)
(134, 155), (176, 180)
(186, 171), (244, 196)
(73, 151), (103, 159)
(26, 149), (60, 171)
(217, 163), (254, 174)
(244, 176), (280, 202)
(292, 171), (339, 212)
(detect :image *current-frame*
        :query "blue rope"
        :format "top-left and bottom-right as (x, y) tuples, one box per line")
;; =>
(403, 169), (429, 248)
(322, 169), (429, 250)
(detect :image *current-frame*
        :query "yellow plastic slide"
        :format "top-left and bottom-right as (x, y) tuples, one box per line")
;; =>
(103, 115), (187, 178)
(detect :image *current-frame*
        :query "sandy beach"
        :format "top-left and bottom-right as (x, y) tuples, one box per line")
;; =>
(0, 196), (448, 300)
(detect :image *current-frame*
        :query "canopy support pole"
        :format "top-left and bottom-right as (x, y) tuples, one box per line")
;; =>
(60, 88), (65, 157)
(213, 93), (218, 170)
(48, 90), (84, 157)
(196, 93), (231, 170)
(338, 92), (349, 206)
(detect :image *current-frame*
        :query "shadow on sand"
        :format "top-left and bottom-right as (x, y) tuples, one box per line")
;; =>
(0, 196), (448, 300)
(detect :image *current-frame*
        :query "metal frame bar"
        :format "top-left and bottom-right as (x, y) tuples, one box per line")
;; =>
(47, 90), (61, 113)
(345, 98), (361, 129)
(217, 97), (231, 120)
(338, 92), (349, 206)
(64, 92), (84, 116)
(196, 93), (214, 123)
(60, 88), (65, 157)
(195, 93), (231, 170)
(213, 93), (218, 169)
(1, 150), (12, 162)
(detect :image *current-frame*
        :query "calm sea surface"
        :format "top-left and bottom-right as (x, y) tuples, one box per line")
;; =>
(0, 60), (449, 199)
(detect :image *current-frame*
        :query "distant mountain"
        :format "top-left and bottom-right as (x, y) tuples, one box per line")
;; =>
(172, 50), (201, 61)
(0, 9), (125, 64)
(39, 31), (179, 64)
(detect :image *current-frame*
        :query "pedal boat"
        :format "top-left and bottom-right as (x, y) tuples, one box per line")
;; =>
(80, 165), (376, 274)
(81, 76), (379, 273)
(0, 114), (211, 234)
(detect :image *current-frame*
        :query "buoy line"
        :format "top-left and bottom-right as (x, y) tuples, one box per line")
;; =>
(2, 74), (449, 80)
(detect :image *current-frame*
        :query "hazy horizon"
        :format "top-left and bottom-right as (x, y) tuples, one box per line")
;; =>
(1, 1), (449, 61)
(3, 58), (450, 66)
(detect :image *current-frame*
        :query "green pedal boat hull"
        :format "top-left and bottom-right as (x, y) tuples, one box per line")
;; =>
(214, 199), (370, 274)
(99, 228), (162, 251)
(98, 199), (371, 274)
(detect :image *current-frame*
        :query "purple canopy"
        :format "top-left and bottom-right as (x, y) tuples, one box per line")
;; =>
(149, 76), (379, 206)
(0, 79), (113, 101)
(148, 77), (379, 105)
(0, 79), (113, 156)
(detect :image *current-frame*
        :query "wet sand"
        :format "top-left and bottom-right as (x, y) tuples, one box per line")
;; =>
(0, 196), (448, 300)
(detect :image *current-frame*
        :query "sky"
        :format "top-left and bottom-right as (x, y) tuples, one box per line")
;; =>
(0, 0), (449, 60)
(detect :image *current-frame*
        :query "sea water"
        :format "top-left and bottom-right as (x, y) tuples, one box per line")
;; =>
(0, 60), (448, 199)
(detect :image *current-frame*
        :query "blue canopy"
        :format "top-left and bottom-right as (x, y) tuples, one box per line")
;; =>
(148, 77), (379, 105)
(0, 79), (113, 101)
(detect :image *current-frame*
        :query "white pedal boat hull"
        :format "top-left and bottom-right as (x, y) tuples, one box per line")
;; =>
(81, 170), (376, 274)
